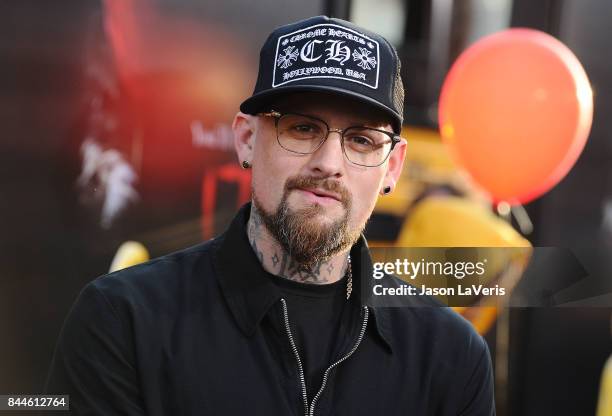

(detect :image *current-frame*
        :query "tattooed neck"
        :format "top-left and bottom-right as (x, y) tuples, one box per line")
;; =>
(246, 204), (348, 284)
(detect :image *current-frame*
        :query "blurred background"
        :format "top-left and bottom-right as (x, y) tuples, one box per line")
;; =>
(1, 0), (611, 414)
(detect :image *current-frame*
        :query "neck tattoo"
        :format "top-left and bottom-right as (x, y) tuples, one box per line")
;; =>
(247, 204), (353, 299)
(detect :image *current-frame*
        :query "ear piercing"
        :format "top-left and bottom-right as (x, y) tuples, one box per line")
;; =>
(383, 186), (391, 195)
(242, 160), (251, 169)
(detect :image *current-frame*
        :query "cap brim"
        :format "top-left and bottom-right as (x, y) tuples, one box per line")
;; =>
(239, 85), (403, 134)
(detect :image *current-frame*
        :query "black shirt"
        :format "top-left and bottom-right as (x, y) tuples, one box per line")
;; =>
(45, 203), (495, 415)
(266, 271), (349, 399)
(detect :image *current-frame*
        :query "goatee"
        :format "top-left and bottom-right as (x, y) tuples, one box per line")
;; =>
(253, 175), (362, 268)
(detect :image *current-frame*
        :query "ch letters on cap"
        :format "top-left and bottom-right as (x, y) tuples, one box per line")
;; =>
(272, 24), (381, 89)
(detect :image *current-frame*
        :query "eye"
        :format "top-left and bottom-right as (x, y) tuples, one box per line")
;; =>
(293, 124), (318, 133)
(348, 135), (373, 146)
(345, 134), (375, 153)
(286, 121), (323, 140)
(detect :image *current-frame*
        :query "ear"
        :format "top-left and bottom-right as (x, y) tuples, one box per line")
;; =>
(232, 112), (256, 165)
(381, 137), (407, 195)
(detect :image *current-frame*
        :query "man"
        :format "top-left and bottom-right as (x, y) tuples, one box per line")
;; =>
(47, 15), (495, 415)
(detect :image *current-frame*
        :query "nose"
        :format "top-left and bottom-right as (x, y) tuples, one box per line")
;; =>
(304, 130), (345, 177)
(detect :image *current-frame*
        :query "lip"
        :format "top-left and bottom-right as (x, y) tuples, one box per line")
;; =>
(298, 187), (341, 202)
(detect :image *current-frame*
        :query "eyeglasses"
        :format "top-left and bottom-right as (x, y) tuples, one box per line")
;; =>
(259, 110), (401, 167)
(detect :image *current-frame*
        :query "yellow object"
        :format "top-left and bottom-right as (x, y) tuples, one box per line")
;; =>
(597, 355), (612, 416)
(395, 196), (532, 335)
(373, 126), (533, 335)
(109, 241), (150, 272)
(397, 196), (530, 248)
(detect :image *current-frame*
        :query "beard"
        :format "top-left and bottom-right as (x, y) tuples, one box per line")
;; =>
(253, 175), (363, 268)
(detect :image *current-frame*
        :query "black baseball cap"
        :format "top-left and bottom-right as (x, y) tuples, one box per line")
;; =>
(240, 15), (405, 133)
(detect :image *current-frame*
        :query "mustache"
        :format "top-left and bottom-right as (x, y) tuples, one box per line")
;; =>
(284, 175), (351, 206)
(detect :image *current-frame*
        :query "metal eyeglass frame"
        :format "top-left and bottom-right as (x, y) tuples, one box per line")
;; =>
(258, 110), (401, 167)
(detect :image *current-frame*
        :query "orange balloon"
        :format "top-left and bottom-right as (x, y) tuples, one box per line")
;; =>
(439, 29), (593, 204)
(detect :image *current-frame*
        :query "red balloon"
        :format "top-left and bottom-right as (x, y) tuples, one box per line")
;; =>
(439, 29), (593, 204)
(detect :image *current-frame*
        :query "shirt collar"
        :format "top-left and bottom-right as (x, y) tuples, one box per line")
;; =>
(212, 203), (393, 352)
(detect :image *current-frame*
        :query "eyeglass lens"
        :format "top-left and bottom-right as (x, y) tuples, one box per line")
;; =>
(276, 113), (393, 166)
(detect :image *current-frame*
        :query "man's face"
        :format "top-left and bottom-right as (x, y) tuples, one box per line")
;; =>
(236, 92), (406, 266)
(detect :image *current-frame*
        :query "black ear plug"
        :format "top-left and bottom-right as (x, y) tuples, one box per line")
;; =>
(383, 186), (391, 195)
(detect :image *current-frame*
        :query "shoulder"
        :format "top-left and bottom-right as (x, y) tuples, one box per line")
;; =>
(87, 238), (220, 315)
(385, 302), (484, 349)
(379, 273), (488, 362)
(379, 297), (492, 405)
(389, 301), (495, 413)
